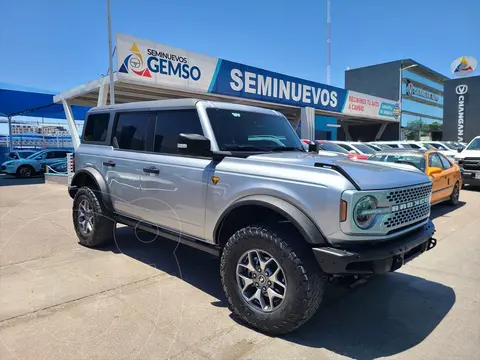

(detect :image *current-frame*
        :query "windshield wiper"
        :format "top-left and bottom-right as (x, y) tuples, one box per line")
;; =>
(222, 145), (267, 151)
(269, 146), (306, 152)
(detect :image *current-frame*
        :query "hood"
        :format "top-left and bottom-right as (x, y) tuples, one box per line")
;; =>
(456, 149), (480, 159)
(247, 152), (430, 190)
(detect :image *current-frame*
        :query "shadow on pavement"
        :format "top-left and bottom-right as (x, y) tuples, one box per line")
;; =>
(430, 201), (465, 219)
(0, 174), (45, 186)
(283, 273), (455, 360)
(100, 226), (455, 359)
(103, 225), (226, 302)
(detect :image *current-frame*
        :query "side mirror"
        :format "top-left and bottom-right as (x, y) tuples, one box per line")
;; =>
(36, 156), (42, 160)
(457, 148), (463, 153)
(349, 150), (357, 154)
(427, 167), (442, 176)
(307, 141), (319, 153)
(177, 133), (211, 156)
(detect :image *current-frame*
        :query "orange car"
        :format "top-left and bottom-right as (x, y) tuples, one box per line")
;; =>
(369, 149), (462, 205)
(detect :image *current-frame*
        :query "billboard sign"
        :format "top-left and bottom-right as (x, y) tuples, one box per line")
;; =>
(116, 33), (399, 121)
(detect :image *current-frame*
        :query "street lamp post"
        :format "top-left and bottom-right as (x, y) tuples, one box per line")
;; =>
(398, 63), (418, 139)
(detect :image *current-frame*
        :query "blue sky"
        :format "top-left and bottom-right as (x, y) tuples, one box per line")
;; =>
(0, 0), (478, 132)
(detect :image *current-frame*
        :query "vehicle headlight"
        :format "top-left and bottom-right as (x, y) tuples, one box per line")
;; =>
(353, 195), (378, 229)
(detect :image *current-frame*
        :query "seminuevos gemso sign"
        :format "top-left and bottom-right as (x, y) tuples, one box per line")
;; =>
(116, 33), (399, 121)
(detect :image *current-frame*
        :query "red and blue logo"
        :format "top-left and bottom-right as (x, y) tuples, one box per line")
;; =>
(118, 43), (152, 78)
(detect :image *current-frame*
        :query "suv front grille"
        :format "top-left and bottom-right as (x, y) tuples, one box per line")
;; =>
(382, 184), (432, 230)
(460, 158), (480, 171)
(386, 184), (432, 205)
(383, 203), (430, 229)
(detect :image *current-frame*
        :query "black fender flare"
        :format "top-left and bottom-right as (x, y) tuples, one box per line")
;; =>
(69, 167), (113, 211)
(215, 195), (328, 245)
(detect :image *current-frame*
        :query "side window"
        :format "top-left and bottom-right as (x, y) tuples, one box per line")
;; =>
(83, 113), (110, 143)
(153, 110), (203, 154)
(113, 112), (151, 151)
(388, 144), (399, 148)
(54, 151), (68, 159)
(429, 153), (443, 168)
(438, 153), (452, 169)
(46, 151), (56, 159)
(409, 143), (420, 149)
(337, 144), (354, 152)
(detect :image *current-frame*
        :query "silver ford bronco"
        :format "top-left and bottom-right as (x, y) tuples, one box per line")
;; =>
(69, 99), (436, 335)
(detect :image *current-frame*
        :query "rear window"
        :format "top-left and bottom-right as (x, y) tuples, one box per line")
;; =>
(83, 113), (110, 143)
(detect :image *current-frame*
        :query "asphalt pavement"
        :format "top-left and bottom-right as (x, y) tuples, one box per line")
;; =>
(0, 181), (479, 360)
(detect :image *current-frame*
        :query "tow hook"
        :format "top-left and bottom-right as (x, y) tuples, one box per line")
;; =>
(427, 237), (437, 251)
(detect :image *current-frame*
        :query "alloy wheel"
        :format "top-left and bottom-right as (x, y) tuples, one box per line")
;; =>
(236, 249), (287, 312)
(77, 199), (94, 235)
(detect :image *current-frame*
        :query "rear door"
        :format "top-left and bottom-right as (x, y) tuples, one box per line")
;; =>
(105, 111), (155, 219)
(428, 152), (449, 202)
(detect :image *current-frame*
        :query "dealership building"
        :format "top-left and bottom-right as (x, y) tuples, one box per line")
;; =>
(345, 60), (449, 140)
(443, 75), (480, 143)
(54, 33), (401, 148)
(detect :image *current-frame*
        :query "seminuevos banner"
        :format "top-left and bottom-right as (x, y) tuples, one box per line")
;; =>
(116, 33), (399, 121)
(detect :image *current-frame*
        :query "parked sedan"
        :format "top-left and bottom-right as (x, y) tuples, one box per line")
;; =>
(331, 141), (377, 157)
(369, 149), (462, 205)
(1, 148), (73, 178)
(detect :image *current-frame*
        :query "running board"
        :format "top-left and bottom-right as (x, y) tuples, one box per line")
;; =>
(115, 215), (221, 256)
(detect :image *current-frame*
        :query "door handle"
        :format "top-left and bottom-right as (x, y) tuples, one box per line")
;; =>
(103, 161), (116, 167)
(143, 166), (160, 174)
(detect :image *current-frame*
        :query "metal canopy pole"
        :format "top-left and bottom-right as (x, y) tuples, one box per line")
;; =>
(62, 99), (80, 149)
(7, 115), (13, 152)
(106, 0), (115, 105)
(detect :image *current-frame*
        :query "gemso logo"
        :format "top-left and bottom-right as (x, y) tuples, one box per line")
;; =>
(119, 43), (152, 78)
(119, 43), (202, 81)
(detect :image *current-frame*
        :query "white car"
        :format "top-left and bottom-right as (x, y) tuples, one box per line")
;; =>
(372, 141), (413, 149)
(330, 141), (377, 156)
(422, 141), (457, 158)
(455, 136), (480, 187)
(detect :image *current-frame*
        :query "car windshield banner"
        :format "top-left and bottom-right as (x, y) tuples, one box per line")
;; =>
(116, 33), (399, 121)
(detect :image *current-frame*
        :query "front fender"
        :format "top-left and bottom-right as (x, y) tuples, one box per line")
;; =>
(215, 194), (328, 245)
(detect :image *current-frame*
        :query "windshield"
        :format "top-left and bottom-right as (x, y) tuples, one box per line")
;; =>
(207, 109), (305, 152)
(445, 141), (463, 149)
(27, 150), (45, 159)
(352, 143), (376, 154)
(318, 142), (349, 154)
(370, 153), (426, 172)
(466, 138), (480, 150)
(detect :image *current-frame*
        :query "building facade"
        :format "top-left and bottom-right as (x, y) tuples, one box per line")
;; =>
(345, 60), (449, 140)
(443, 75), (480, 143)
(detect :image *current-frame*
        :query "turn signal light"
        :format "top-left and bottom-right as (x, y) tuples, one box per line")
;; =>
(340, 200), (347, 222)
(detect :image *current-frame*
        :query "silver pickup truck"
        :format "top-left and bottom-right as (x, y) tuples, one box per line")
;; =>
(69, 99), (436, 335)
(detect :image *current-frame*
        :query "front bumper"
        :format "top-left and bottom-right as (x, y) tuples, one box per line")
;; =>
(461, 170), (480, 186)
(313, 220), (435, 275)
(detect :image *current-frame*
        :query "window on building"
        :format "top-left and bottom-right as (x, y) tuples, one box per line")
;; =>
(153, 110), (203, 154)
(113, 112), (151, 151)
(83, 113), (110, 142)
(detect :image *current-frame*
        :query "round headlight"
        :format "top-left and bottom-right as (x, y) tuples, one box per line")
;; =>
(354, 195), (378, 229)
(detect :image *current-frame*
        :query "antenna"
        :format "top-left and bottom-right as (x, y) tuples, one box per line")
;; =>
(326, 0), (331, 85)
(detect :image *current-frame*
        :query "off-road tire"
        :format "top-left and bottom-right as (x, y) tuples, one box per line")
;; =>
(220, 224), (324, 335)
(73, 186), (115, 247)
(448, 182), (460, 206)
(16, 165), (34, 178)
